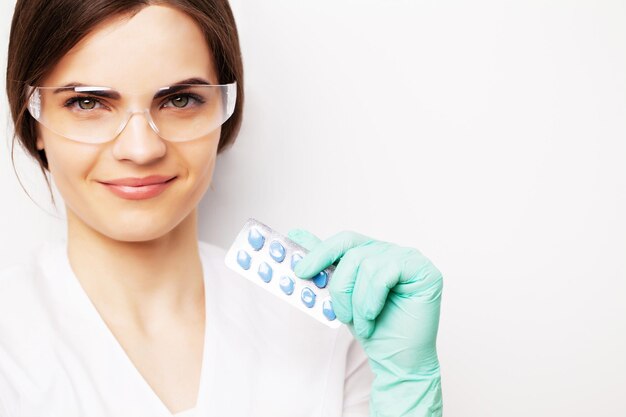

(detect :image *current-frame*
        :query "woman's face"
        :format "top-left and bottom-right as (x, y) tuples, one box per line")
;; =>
(36, 5), (220, 242)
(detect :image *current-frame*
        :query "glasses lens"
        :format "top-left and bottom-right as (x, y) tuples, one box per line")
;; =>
(30, 86), (123, 144)
(149, 84), (235, 142)
(28, 83), (236, 143)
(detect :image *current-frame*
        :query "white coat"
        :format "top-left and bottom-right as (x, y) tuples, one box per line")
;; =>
(0, 240), (373, 417)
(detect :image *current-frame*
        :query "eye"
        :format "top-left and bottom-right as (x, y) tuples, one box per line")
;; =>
(170, 95), (189, 108)
(64, 96), (104, 111)
(78, 98), (97, 110)
(161, 93), (205, 109)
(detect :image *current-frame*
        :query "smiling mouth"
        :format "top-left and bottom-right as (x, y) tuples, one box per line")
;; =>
(99, 175), (177, 187)
(98, 176), (177, 200)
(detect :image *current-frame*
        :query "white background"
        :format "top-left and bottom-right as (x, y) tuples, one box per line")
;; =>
(1, 1), (625, 416)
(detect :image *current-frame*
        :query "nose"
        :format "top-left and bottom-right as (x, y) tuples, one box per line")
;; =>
(111, 110), (167, 164)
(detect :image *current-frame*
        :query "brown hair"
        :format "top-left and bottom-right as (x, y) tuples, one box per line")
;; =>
(6, 0), (244, 197)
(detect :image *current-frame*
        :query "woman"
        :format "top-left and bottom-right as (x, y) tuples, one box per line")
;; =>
(1, 1), (443, 416)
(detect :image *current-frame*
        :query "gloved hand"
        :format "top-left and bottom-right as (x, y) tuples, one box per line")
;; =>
(288, 229), (443, 417)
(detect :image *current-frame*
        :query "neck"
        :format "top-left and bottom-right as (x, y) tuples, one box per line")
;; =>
(65, 207), (205, 334)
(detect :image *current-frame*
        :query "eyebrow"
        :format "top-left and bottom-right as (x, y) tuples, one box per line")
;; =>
(53, 78), (213, 99)
(154, 78), (213, 99)
(53, 85), (119, 99)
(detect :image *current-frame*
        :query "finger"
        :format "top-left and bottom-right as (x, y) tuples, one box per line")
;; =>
(328, 242), (385, 324)
(352, 255), (400, 339)
(351, 259), (377, 339)
(287, 228), (322, 252)
(397, 247), (444, 301)
(294, 230), (373, 279)
(363, 262), (401, 320)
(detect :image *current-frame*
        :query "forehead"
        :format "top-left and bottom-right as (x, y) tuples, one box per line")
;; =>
(42, 5), (217, 91)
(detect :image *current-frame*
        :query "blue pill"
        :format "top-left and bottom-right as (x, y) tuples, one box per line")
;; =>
(236, 250), (251, 270)
(279, 276), (295, 295)
(301, 287), (316, 308)
(322, 299), (336, 321)
(291, 253), (303, 271)
(269, 241), (286, 263)
(257, 262), (273, 283)
(247, 228), (265, 251)
(312, 270), (328, 289)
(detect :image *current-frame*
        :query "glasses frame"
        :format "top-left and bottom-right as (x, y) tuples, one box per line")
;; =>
(25, 81), (237, 144)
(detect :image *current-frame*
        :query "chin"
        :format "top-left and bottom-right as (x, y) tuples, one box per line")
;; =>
(95, 216), (180, 243)
(70, 200), (195, 243)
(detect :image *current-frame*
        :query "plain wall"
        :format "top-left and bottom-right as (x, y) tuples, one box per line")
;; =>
(1, 1), (625, 416)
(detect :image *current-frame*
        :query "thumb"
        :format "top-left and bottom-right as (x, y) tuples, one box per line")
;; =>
(287, 228), (322, 252)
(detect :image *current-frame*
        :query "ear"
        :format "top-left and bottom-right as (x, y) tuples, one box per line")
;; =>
(36, 137), (44, 151)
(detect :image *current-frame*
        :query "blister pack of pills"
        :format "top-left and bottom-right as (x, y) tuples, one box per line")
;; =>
(224, 218), (340, 328)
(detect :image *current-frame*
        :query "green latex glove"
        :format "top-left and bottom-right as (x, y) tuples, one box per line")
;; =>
(288, 229), (443, 417)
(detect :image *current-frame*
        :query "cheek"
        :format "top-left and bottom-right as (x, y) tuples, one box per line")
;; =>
(183, 134), (220, 190)
(43, 136), (98, 198)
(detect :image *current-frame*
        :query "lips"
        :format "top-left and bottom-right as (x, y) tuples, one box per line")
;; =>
(99, 175), (177, 187)
(98, 175), (177, 200)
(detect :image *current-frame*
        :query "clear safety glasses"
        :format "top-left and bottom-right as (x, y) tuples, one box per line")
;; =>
(26, 81), (237, 144)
